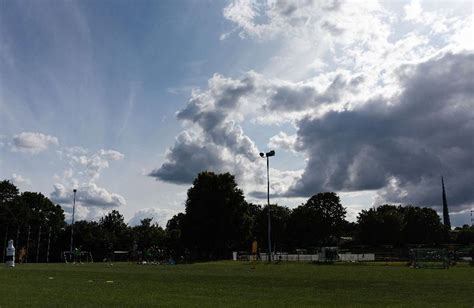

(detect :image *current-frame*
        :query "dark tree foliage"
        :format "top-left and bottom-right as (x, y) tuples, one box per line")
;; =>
(132, 218), (165, 252)
(400, 206), (445, 244)
(454, 225), (474, 245)
(99, 210), (132, 251)
(357, 205), (445, 245)
(288, 192), (347, 247)
(63, 220), (102, 256)
(357, 205), (403, 245)
(181, 172), (253, 260)
(251, 204), (291, 252)
(0, 180), (19, 204)
(0, 182), (65, 262)
(165, 213), (186, 257)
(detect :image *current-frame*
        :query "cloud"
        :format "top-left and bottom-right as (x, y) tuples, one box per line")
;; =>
(11, 132), (58, 153)
(10, 173), (31, 186)
(222, 0), (389, 46)
(268, 132), (297, 152)
(50, 182), (126, 208)
(128, 208), (178, 227)
(149, 131), (228, 184)
(51, 146), (126, 216)
(287, 52), (474, 212)
(58, 147), (124, 181)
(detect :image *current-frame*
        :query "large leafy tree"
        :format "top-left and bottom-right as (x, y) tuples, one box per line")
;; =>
(357, 205), (444, 245)
(165, 213), (186, 257)
(0, 184), (65, 262)
(251, 204), (291, 253)
(132, 218), (165, 252)
(0, 180), (20, 231)
(400, 206), (444, 244)
(288, 192), (347, 247)
(99, 210), (132, 251)
(181, 172), (252, 260)
(357, 205), (403, 245)
(0, 180), (19, 205)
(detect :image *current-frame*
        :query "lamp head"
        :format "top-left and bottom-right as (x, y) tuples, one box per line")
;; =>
(259, 152), (265, 158)
(267, 150), (275, 157)
(73, 189), (77, 193)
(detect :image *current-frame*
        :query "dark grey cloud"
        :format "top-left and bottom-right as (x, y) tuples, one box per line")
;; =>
(148, 132), (227, 184)
(321, 21), (345, 36)
(267, 74), (364, 111)
(288, 52), (474, 212)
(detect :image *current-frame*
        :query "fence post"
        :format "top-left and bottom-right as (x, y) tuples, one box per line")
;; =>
(2, 227), (8, 263)
(46, 227), (51, 263)
(36, 225), (42, 263)
(16, 227), (20, 255)
(26, 225), (31, 263)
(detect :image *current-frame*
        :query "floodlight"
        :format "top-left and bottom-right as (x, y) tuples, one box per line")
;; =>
(259, 152), (265, 158)
(267, 150), (275, 157)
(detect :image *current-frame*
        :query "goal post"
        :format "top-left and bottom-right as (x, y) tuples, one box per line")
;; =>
(410, 248), (449, 269)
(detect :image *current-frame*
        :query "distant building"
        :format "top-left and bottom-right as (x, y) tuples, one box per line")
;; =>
(442, 176), (451, 229)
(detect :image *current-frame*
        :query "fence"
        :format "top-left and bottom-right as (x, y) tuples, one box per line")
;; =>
(238, 252), (375, 262)
(2, 225), (57, 263)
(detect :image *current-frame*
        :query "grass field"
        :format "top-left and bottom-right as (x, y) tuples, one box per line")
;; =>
(0, 261), (473, 307)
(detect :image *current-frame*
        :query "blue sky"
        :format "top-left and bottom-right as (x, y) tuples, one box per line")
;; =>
(1, 0), (473, 227)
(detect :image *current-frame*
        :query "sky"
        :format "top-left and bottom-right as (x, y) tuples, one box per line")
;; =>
(1, 0), (473, 227)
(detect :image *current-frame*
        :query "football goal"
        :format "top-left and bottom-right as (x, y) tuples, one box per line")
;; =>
(410, 248), (449, 269)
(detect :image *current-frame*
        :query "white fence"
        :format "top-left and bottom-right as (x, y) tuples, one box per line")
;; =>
(338, 253), (375, 262)
(238, 253), (375, 262)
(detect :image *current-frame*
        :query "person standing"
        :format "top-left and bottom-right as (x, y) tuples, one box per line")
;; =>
(6, 240), (15, 267)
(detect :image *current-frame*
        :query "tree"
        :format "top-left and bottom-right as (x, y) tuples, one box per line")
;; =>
(455, 225), (474, 245)
(165, 213), (186, 258)
(0, 180), (19, 204)
(181, 172), (252, 260)
(251, 204), (291, 252)
(288, 192), (347, 248)
(18, 192), (65, 232)
(357, 205), (444, 246)
(99, 210), (132, 251)
(132, 218), (165, 252)
(357, 205), (403, 245)
(400, 206), (444, 244)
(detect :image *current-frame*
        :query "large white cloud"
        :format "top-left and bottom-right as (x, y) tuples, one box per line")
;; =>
(12, 132), (58, 153)
(51, 182), (126, 208)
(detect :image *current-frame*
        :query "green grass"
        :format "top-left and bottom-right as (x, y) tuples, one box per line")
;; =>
(0, 261), (473, 307)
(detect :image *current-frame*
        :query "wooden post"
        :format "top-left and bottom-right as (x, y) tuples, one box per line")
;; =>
(15, 227), (20, 252)
(2, 227), (8, 263)
(36, 226), (42, 263)
(46, 227), (52, 263)
(26, 225), (31, 263)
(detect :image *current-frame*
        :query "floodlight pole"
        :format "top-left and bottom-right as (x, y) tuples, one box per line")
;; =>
(266, 154), (271, 263)
(69, 189), (77, 256)
(260, 150), (275, 263)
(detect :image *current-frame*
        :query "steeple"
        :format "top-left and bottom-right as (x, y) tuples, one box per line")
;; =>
(441, 176), (451, 229)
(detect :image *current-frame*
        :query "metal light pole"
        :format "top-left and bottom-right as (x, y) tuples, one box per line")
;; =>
(69, 189), (77, 256)
(260, 150), (275, 262)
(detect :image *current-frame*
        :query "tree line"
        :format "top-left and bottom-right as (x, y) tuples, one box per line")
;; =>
(1, 173), (473, 262)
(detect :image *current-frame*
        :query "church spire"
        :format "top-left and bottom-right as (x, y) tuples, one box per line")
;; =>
(442, 176), (451, 229)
